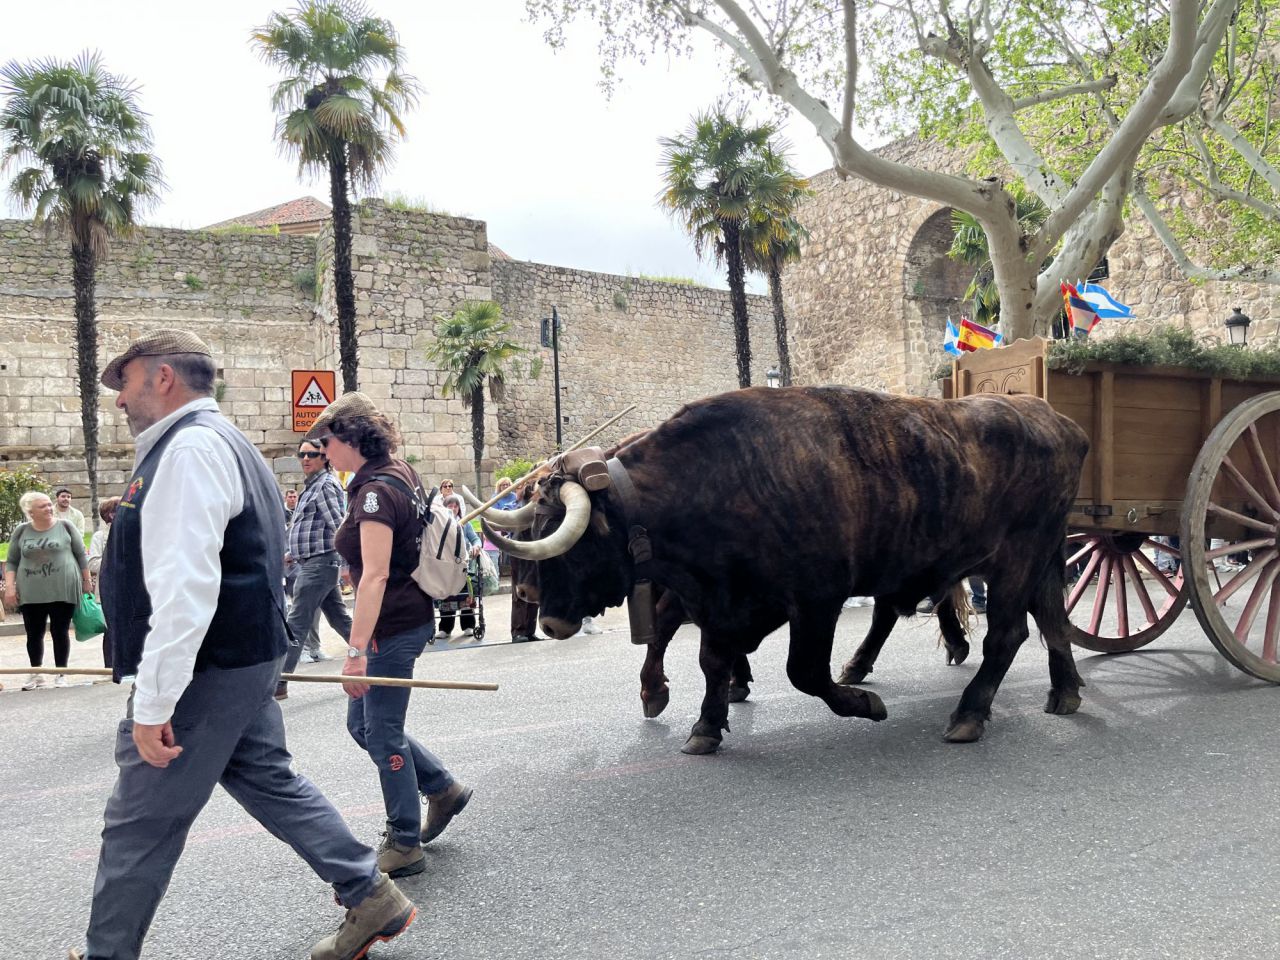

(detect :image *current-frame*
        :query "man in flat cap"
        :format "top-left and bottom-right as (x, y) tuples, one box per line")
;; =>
(73, 330), (417, 960)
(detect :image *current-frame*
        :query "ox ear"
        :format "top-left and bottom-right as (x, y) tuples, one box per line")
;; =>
(590, 509), (610, 536)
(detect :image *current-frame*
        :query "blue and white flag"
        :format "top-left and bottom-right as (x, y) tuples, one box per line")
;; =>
(1078, 283), (1133, 319)
(943, 318), (962, 356)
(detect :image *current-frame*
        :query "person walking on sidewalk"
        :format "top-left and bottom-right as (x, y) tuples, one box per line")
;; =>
(72, 330), (416, 960)
(276, 438), (351, 699)
(4, 490), (92, 690)
(307, 391), (473, 881)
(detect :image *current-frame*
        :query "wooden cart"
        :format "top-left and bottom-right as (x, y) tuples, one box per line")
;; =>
(946, 337), (1280, 682)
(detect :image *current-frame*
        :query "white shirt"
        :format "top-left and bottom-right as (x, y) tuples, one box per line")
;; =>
(55, 504), (86, 533)
(129, 397), (244, 725)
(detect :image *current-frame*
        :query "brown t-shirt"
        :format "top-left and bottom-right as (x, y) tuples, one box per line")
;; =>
(335, 456), (435, 642)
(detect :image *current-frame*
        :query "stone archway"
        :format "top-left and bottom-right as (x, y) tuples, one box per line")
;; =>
(901, 207), (972, 394)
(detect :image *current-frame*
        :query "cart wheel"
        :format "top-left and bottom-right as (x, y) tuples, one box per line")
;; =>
(1064, 532), (1188, 652)
(474, 625), (485, 641)
(1182, 392), (1280, 682)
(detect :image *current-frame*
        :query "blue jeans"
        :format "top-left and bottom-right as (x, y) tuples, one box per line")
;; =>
(346, 622), (454, 846)
(86, 659), (380, 960)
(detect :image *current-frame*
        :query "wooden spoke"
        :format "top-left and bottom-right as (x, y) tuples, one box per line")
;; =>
(1089, 556), (1114, 636)
(1122, 553), (1158, 626)
(1213, 548), (1277, 606)
(1114, 559), (1130, 638)
(1066, 549), (1103, 615)
(1264, 582), (1280, 664)
(1066, 540), (1097, 567)
(1141, 537), (1181, 558)
(1245, 423), (1280, 512)
(1205, 537), (1275, 560)
(1207, 501), (1277, 535)
(1233, 559), (1280, 644)
(1130, 547), (1182, 598)
(1221, 455), (1280, 520)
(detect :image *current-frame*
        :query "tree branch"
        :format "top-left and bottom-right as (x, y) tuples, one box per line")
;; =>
(1134, 189), (1280, 283)
(1203, 113), (1280, 196)
(1011, 76), (1117, 111)
(841, 0), (857, 135)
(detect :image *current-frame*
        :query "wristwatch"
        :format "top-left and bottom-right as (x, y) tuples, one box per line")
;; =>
(346, 645), (365, 659)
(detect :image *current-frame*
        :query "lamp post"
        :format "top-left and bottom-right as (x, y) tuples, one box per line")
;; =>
(766, 367), (782, 388)
(1225, 306), (1252, 348)
(541, 306), (563, 449)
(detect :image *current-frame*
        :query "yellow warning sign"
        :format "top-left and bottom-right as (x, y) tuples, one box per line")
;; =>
(292, 370), (336, 433)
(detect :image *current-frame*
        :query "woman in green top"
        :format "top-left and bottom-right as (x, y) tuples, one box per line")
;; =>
(3, 491), (91, 690)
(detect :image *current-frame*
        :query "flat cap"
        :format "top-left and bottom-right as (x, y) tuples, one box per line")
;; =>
(305, 391), (382, 440)
(101, 329), (213, 390)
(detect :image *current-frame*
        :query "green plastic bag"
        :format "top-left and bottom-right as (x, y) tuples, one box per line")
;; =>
(73, 592), (107, 642)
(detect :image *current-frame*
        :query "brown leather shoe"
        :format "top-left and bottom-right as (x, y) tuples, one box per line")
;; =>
(421, 781), (473, 844)
(311, 873), (416, 960)
(376, 833), (425, 878)
(274, 681), (288, 701)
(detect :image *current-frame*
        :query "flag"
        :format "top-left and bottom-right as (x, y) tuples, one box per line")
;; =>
(943, 318), (962, 356)
(956, 316), (1003, 351)
(1078, 282), (1133, 319)
(1061, 282), (1100, 336)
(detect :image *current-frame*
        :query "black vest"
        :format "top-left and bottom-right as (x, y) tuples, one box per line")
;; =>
(102, 408), (289, 682)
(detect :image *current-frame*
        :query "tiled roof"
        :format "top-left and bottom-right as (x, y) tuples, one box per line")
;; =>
(488, 243), (512, 261)
(205, 196), (331, 229)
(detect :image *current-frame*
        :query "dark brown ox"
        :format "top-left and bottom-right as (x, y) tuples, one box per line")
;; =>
(487, 386), (1090, 755)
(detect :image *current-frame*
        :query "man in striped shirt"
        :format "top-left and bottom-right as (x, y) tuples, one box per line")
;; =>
(277, 438), (352, 699)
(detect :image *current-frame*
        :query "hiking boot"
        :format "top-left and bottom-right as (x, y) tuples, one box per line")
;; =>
(311, 874), (416, 960)
(274, 681), (289, 701)
(22, 673), (43, 691)
(377, 832), (425, 878)
(421, 781), (473, 844)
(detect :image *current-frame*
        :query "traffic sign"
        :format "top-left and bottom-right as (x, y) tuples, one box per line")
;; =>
(292, 370), (336, 433)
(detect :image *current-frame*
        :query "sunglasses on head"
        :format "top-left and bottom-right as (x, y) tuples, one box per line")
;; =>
(299, 451), (325, 459)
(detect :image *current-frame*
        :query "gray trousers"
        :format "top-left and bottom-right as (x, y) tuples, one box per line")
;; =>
(84, 658), (379, 960)
(284, 552), (353, 673)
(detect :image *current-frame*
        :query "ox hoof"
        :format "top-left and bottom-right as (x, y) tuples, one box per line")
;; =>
(837, 662), (871, 685)
(945, 642), (970, 666)
(1044, 689), (1082, 716)
(942, 718), (985, 743)
(641, 687), (671, 719)
(864, 690), (888, 721)
(728, 684), (751, 703)
(681, 735), (721, 756)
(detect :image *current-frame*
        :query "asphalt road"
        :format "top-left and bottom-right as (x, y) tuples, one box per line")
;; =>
(2, 600), (1278, 960)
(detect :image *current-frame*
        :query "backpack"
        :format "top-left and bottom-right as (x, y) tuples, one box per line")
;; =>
(370, 473), (468, 599)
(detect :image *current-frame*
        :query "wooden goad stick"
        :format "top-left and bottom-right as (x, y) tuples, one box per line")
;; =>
(0, 666), (498, 691)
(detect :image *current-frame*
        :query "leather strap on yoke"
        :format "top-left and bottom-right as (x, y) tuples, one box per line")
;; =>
(606, 457), (658, 645)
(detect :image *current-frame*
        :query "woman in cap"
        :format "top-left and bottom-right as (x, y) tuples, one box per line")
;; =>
(306, 392), (472, 880)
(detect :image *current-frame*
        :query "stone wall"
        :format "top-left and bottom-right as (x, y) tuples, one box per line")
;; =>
(787, 137), (1278, 396)
(490, 260), (778, 461)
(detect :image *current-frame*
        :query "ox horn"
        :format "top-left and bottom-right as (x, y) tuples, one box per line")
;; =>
(461, 485), (535, 530)
(481, 482), (591, 562)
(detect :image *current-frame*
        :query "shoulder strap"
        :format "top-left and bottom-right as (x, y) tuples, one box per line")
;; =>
(371, 473), (427, 524)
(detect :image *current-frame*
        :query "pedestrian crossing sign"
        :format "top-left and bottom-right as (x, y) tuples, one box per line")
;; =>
(292, 370), (336, 433)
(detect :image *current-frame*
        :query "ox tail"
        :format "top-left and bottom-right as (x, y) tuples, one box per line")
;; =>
(948, 582), (972, 628)
(1030, 554), (1070, 650)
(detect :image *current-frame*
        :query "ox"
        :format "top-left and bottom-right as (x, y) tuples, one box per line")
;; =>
(485, 386), (1089, 755)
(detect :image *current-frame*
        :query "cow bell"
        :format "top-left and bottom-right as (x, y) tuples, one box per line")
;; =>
(627, 579), (658, 645)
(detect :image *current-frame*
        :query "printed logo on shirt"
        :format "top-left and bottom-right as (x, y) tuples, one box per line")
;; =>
(123, 477), (145, 504)
(363, 491), (379, 513)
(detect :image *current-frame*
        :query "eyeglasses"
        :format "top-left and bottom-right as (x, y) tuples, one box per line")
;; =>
(298, 452), (325, 460)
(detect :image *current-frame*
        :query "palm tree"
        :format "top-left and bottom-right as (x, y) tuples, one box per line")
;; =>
(741, 171), (811, 387)
(0, 53), (163, 526)
(659, 109), (800, 388)
(426, 302), (539, 492)
(253, 1), (419, 393)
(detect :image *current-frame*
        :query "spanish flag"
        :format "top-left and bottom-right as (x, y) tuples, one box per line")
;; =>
(956, 316), (1002, 351)
(1061, 281), (1100, 336)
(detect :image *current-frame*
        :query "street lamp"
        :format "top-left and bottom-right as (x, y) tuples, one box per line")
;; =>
(766, 367), (782, 388)
(1225, 306), (1252, 348)
(541, 306), (563, 449)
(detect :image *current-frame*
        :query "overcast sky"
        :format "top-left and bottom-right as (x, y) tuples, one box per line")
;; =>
(0, 1), (842, 290)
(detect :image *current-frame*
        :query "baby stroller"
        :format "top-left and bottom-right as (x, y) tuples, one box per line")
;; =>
(435, 556), (487, 642)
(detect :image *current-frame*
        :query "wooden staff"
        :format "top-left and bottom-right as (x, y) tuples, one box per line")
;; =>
(459, 404), (637, 525)
(0, 666), (498, 691)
